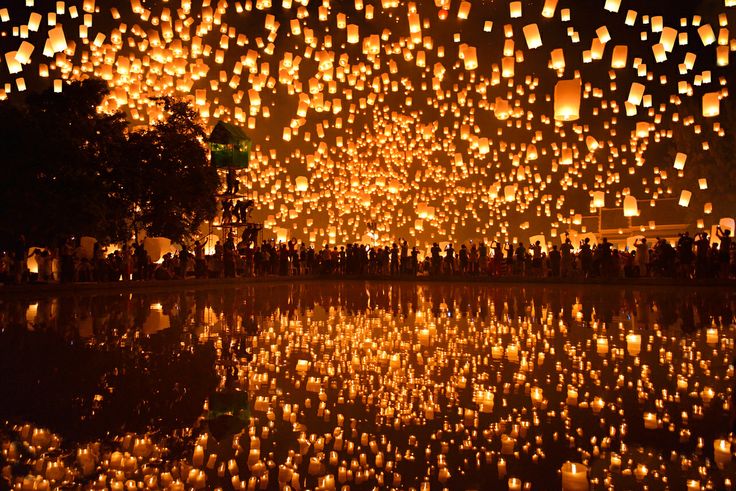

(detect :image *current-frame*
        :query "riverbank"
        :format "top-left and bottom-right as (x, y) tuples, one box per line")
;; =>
(1, 274), (734, 296)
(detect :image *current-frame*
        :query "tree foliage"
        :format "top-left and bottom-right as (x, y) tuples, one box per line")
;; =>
(0, 81), (218, 246)
(123, 98), (219, 242)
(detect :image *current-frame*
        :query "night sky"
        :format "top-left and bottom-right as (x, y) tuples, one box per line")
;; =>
(0, 0), (733, 247)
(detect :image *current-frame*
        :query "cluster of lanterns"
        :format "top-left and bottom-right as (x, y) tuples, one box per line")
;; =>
(4, 284), (736, 489)
(0, 0), (734, 245)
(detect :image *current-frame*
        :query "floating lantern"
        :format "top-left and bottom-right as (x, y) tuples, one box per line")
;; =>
(678, 190), (691, 207)
(295, 176), (309, 192)
(523, 24), (542, 49)
(673, 152), (687, 170)
(554, 79), (581, 121)
(542, 0), (557, 18)
(592, 191), (605, 208)
(702, 92), (720, 117)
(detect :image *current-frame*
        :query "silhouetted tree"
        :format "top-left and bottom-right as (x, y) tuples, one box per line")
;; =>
(0, 81), (219, 246)
(0, 79), (130, 245)
(122, 97), (219, 242)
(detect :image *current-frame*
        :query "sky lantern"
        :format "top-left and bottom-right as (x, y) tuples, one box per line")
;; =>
(509, 2), (522, 18)
(463, 46), (478, 70)
(604, 0), (621, 12)
(678, 190), (691, 207)
(47, 25), (67, 52)
(623, 195), (638, 216)
(627, 83), (645, 106)
(611, 45), (627, 68)
(702, 92), (720, 117)
(457, 1), (470, 20)
(673, 152), (687, 170)
(592, 191), (605, 208)
(698, 24), (715, 45)
(554, 79), (581, 121)
(14, 41), (35, 64)
(550, 48), (565, 70)
(542, 0), (558, 18)
(346, 24), (359, 44)
(523, 24), (542, 49)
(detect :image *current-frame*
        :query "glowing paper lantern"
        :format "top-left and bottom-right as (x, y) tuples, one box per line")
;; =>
(604, 0), (621, 12)
(678, 190), (692, 207)
(627, 83), (645, 106)
(463, 46), (478, 70)
(611, 45), (628, 68)
(14, 41), (34, 64)
(673, 152), (687, 170)
(494, 97), (510, 120)
(346, 24), (359, 44)
(509, 1), (522, 18)
(623, 195), (638, 217)
(698, 24), (715, 45)
(541, 0), (557, 18)
(457, 1), (471, 20)
(554, 79), (581, 121)
(295, 176), (309, 192)
(592, 191), (605, 208)
(550, 48), (565, 70)
(702, 92), (720, 117)
(523, 24), (542, 49)
(504, 185), (516, 202)
(48, 25), (67, 52)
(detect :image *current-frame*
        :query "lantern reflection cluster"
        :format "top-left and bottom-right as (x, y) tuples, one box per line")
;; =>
(2, 283), (736, 489)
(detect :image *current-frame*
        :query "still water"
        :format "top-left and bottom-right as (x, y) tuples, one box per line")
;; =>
(0, 281), (735, 490)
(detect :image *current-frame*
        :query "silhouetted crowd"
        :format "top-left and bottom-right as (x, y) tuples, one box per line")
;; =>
(1, 227), (734, 285)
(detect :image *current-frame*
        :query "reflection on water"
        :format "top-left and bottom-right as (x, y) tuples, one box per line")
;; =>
(0, 281), (735, 490)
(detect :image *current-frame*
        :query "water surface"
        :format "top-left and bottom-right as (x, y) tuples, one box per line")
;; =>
(1, 281), (734, 489)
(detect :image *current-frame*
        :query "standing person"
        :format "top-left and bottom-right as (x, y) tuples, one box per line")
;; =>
(492, 241), (503, 276)
(225, 168), (239, 195)
(133, 240), (148, 281)
(549, 245), (561, 277)
(694, 232), (710, 278)
(716, 226), (732, 278)
(479, 241), (488, 275)
(390, 243), (400, 275)
(531, 241), (542, 277)
(223, 234), (236, 278)
(676, 232), (694, 278)
(411, 246), (419, 276)
(194, 238), (208, 278)
(445, 244), (455, 275)
(634, 237), (649, 277)
(179, 244), (190, 279)
(514, 242), (526, 276)
(459, 244), (469, 275)
(579, 238), (593, 278)
(431, 243), (442, 276)
(469, 243), (478, 275)
(400, 239), (408, 274)
(505, 242), (514, 275)
(560, 237), (574, 278)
